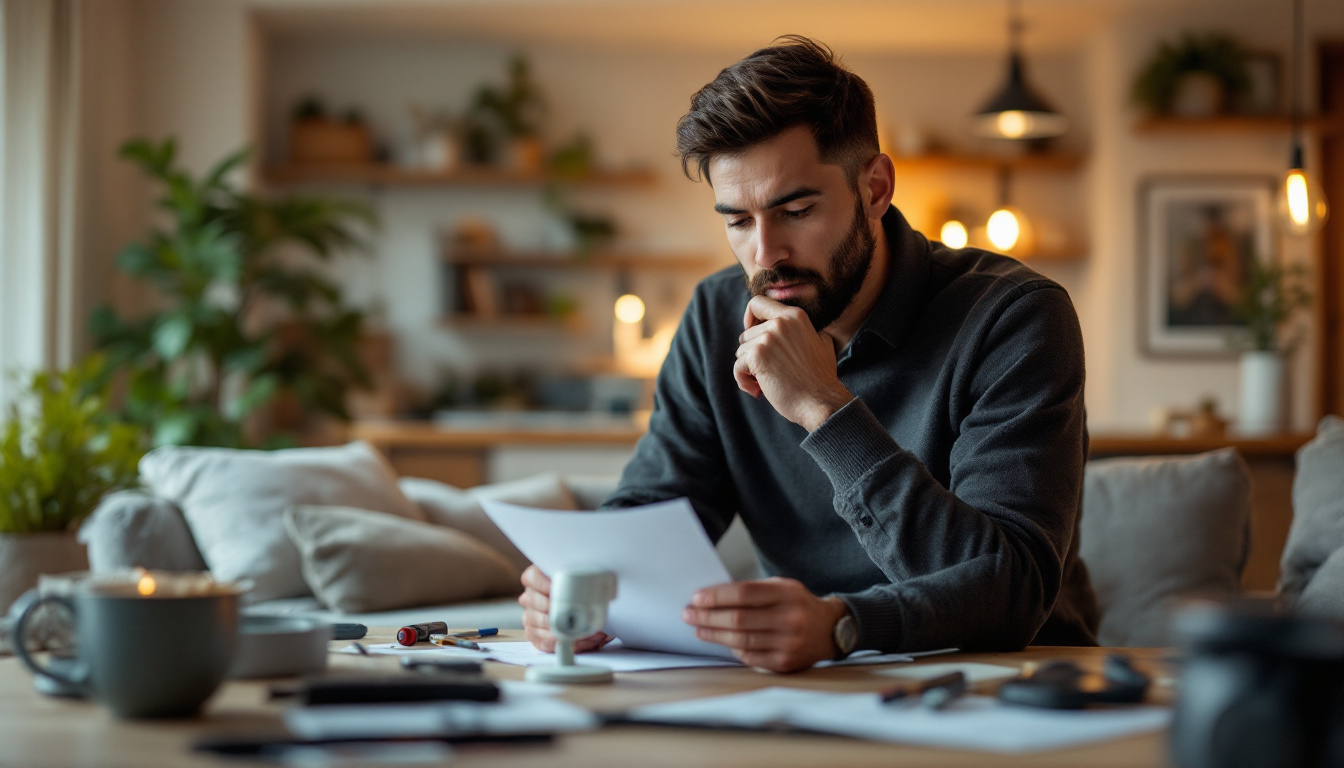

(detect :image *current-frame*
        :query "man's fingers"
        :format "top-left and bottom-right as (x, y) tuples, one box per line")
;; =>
(738, 319), (775, 345)
(733, 358), (762, 398)
(746, 295), (806, 325)
(692, 580), (784, 609)
(519, 588), (549, 614)
(695, 627), (781, 652)
(682, 606), (781, 631)
(521, 565), (551, 593)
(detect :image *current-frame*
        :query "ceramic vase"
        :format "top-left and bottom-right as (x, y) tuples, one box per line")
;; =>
(1239, 350), (1286, 436)
(1171, 72), (1224, 118)
(0, 532), (87, 614)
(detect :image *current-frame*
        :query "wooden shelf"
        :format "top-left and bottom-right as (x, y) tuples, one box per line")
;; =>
(444, 248), (726, 273)
(1131, 114), (1338, 135)
(438, 313), (587, 333)
(262, 163), (659, 188)
(893, 152), (1085, 172)
(1090, 432), (1312, 458)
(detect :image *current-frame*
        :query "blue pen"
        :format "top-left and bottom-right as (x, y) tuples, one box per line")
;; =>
(450, 628), (498, 639)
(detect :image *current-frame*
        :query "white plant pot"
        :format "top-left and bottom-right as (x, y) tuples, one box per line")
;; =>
(1239, 351), (1286, 436)
(0, 532), (87, 614)
(1171, 72), (1224, 118)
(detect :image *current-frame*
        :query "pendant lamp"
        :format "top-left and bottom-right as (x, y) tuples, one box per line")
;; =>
(971, 0), (1067, 140)
(1277, 0), (1328, 236)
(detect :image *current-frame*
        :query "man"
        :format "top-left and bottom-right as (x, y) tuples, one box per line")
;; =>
(521, 35), (1098, 672)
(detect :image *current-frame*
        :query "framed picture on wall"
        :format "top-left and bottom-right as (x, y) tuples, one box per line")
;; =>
(1139, 176), (1276, 357)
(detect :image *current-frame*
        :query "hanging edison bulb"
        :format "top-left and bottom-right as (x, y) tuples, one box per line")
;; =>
(1277, 148), (1329, 237)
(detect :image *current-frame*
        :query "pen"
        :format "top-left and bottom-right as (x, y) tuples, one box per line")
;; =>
(878, 671), (967, 704)
(449, 628), (498, 639)
(430, 634), (484, 651)
(921, 673), (968, 710)
(351, 641), (370, 657)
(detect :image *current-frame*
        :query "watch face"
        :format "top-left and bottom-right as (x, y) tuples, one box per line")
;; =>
(834, 615), (857, 656)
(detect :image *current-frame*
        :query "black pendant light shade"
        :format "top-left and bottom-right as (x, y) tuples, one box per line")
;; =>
(971, 1), (1068, 140)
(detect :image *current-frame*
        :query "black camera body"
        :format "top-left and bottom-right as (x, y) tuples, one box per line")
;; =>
(1171, 601), (1344, 768)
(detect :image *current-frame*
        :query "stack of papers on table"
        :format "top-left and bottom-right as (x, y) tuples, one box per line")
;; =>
(340, 640), (940, 671)
(626, 687), (1171, 753)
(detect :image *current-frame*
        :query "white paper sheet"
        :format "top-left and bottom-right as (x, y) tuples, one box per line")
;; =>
(339, 641), (930, 672)
(481, 498), (736, 658)
(628, 687), (1172, 753)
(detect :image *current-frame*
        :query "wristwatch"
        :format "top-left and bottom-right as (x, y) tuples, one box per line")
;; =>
(832, 609), (857, 660)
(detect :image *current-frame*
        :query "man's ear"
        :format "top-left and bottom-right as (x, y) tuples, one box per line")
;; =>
(859, 153), (896, 218)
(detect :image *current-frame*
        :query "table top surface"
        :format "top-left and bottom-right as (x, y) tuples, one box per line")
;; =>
(0, 628), (1174, 768)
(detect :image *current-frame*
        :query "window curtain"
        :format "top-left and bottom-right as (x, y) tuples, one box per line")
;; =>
(0, 0), (83, 409)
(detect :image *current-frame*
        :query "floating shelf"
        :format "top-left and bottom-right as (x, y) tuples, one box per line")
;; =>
(444, 248), (726, 273)
(438, 313), (588, 333)
(893, 152), (1085, 172)
(1131, 114), (1336, 135)
(263, 163), (659, 188)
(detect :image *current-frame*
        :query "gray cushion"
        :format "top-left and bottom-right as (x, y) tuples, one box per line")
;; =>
(78, 490), (207, 572)
(140, 441), (422, 603)
(1296, 547), (1344, 619)
(399, 474), (578, 578)
(1079, 448), (1251, 647)
(1279, 415), (1344, 600)
(284, 505), (520, 613)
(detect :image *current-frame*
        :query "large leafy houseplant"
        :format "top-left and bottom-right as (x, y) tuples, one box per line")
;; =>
(93, 138), (376, 448)
(0, 358), (143, 534)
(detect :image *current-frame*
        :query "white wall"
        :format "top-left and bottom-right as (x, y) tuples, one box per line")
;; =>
(83, 0), (1342, 432)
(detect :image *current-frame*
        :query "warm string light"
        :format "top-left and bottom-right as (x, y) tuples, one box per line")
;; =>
(987, 208), (1022, 252)
(940, 220), (969, 249)
(137, 574), (157, 597)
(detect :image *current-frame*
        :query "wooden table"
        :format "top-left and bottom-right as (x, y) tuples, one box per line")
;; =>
(0, 629), (1174, 768)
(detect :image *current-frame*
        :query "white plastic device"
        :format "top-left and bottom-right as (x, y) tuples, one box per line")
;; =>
(525, 569), (617, 685)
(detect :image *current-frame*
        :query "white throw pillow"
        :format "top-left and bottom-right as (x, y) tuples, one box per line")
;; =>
(398, 473), (578, 577)
(140, 441), (422, 602)
(285, 505), (521, 613)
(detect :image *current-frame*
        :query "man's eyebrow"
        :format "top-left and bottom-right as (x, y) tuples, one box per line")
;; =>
(713, 187), (823, 216)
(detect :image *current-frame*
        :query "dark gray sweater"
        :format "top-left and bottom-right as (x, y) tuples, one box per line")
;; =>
(603, 206), (1099, 652)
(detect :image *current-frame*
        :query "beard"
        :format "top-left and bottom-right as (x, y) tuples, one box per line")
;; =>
(744, 197), (877, 331)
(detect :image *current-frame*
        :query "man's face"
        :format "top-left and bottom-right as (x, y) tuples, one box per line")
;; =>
(710, 125), (877, 331)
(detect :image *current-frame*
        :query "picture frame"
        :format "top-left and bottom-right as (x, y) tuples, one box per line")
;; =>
(1138, 176), (1276, 357)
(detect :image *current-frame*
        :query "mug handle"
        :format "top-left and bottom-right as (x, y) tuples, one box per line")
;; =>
(12, 594), (89, 691)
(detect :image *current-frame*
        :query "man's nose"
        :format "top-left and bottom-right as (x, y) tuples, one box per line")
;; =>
(753, 221), (789, 270)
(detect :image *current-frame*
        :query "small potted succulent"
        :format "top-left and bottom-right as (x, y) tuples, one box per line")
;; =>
(1132, 33), (1251, 118)
(0, 358), (143, 612)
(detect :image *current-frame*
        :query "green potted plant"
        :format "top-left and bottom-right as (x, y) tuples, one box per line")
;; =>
(468, 55), (547, 173)
(0, 358), (143, 611)
(92, 137), (377, 448)
(1132, 33), (1251, 117)
(1230, 259), (1312, 435)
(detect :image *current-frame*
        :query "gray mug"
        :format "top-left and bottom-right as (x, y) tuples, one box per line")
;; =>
(13, 579), (245, 718)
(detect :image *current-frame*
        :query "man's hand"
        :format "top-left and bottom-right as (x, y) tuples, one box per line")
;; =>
(519, 565), (614, 654)
(734, 295), (854, 431)
(681, 577), (851, 673)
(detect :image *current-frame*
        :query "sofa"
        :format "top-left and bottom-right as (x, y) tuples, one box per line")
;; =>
(75, 417), (1344, 648)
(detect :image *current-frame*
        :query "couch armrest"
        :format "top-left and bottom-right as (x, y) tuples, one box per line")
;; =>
(78, 490), (208, 572)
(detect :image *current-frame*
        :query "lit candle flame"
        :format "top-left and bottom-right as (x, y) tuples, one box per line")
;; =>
(137, 574), (157, 597)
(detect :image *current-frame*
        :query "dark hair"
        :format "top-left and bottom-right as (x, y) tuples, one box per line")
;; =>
(676, 35), (879, 186)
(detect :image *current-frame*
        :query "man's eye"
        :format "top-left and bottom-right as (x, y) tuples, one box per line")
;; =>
(783, 206), (813, 219)
(728, 218), (751, 229)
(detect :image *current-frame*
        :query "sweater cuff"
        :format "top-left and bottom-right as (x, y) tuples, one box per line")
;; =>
(835, 589), (904, 652)
(800, 397), (903, 493)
